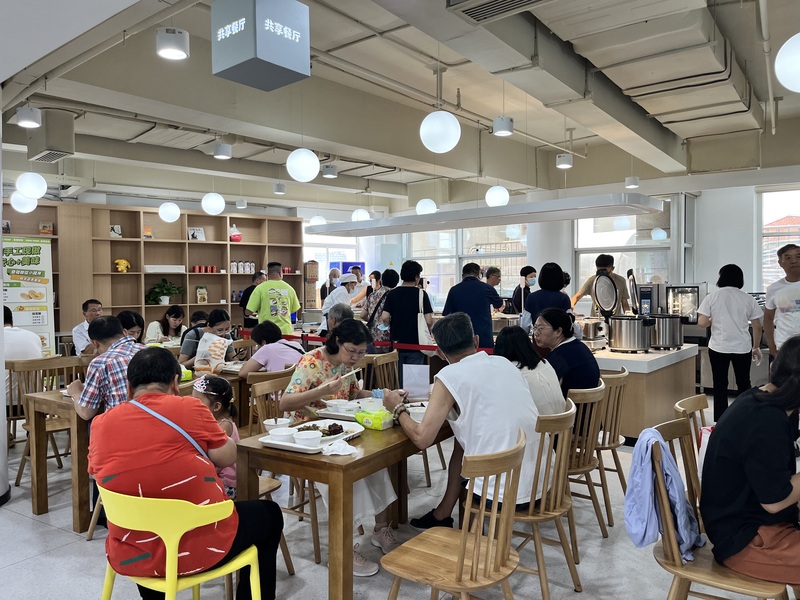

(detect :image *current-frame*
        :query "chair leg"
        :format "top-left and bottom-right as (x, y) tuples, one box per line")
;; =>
(100, 565), (116, 600)
(87, 496), (104, 541)
(501, 579), (515, 600)
(555, 516), (582, 592)
(388, 575), (402, 599)
(223, 575), (234, 600)
(611, 448), (627, 493)
(595, 450), (614, 527)
(531, 523), (551, 600)
(421, 449), (432, 487)
(14, 438), (30, 486)
(48, 432), (64, 469)
(584, 473), (609, 538)
(279, 533), (295, 575)
(567, 504), (580, 564)
(309, 482), (322, 564)
(429, 587), (438, 600)
(666, 576), (691, 600)
(435, 442), (447, 470)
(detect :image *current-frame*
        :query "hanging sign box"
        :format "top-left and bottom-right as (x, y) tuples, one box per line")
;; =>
(211, 0), (310, 92)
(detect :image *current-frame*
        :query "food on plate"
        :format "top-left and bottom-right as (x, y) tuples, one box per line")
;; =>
(296, 422), (345, 437)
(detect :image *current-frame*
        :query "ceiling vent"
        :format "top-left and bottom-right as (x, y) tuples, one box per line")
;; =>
(27, 109), (74, 163)
(446, 0), (541, 25)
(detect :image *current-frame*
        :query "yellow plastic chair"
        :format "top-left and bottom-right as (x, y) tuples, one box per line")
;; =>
(98, 486), (261, 600)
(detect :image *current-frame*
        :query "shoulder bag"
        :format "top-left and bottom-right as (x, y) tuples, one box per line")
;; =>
(417, 289), (438, 357)
(129, 400), (210, 460)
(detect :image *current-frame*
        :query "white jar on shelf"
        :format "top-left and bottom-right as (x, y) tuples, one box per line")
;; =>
(230, 261), (237, 274)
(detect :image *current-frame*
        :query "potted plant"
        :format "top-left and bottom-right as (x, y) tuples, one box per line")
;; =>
(145, 278), (185, 305)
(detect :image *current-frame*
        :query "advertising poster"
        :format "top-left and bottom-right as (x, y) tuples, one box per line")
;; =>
(2, 237), (55, 356)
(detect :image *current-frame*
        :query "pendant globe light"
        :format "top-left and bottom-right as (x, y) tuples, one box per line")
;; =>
(201, 192), (225, 215)
(286, 148), (320, 182)
(419, 110), (461, 154)
(415, 198), (437, 215)
(16, 172), (47, 199)
(776, 32), (800, 92)
(351, 208), (371, 221)
(10, 191), (37, 213)
(309, 215), (327, 226)
(485, 185), (509, 207)
(158, 202), (181, 223)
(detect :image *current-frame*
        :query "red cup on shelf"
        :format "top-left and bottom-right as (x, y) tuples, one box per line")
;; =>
(192, 265), (199, 273)
(211, 266), (217, 273)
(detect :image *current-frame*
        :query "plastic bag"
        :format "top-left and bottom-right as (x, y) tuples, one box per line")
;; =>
(194, 332), (231, 375)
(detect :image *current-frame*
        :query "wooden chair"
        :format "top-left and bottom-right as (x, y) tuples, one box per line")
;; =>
(512, 399), (581, 600)
(650, 418), (789, 600)
(98, 486), (262, 600)
(381, 431), (527, 599)
(5, 360), (27, 446)
(565, 380), (607, 562)
(231, 338), (256, 360)
(244, 366), (296, 436)
(12, 355), (86, 486)
(674, 394), (710, 452)
(593, 368), (629, 527)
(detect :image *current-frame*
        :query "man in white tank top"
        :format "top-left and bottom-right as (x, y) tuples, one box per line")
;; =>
(383, 312), (550, 530)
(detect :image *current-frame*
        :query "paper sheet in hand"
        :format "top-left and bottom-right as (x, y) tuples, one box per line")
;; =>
(402, 364), (430, 399)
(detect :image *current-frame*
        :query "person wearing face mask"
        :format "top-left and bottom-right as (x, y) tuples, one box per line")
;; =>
(365, 270), (381, 299)
(520, 263), (573, 336)
(320, 268), (341, 303)
(511, 266), (537, 314)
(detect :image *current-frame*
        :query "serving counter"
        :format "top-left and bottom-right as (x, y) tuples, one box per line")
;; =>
(593, 343), (698, 439)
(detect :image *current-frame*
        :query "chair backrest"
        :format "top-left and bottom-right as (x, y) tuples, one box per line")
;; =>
(246, 365), (296, 386)
(371, 350), (399, 389)
(98, 485), (234, 598)
(177, 380), (195, 396)
(528, 399), (577, 517)
(231, 338), (256, 359)
(598, 368), (629, 449)
(566, 380), (606, 471)
(252, 374), (294, 429)
(674, 394), (709, 451)
(458, 430), (527, 583)
(652, 418), (704, 538)
(12, 356), (86, 410)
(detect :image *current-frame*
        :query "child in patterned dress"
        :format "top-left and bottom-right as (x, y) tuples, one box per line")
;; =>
(193, 375), (239, 499)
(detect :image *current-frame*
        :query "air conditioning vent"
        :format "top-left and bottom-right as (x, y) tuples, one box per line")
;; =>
(446, 0), (540, 25)
(27, 109), (74, 163)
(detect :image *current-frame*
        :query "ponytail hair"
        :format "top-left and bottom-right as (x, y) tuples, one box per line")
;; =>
(193, 375), (236, 418)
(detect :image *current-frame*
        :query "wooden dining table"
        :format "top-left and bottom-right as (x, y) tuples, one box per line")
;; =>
(236, 423), (451, 600)
(26, 389), (90, 533)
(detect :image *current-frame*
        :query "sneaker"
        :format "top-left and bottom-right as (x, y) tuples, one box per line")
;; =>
(409, 509), (454, 532)
(353, 543), (379, 577)
(370, 525), (400, 554)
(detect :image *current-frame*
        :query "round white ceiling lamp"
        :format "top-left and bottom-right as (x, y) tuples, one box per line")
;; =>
(485, 185), (509, 207)
(273, 182), (286, 195)
(556, 153), (573, 169)
(16, 172), (47, 199)
(651, 227), (668, 241)
(158, 202), (181, 223)
(286, 148), (320, 182)
(351, 208), (371, 222)
(156, 27), (190, 60)
(505, 224), (522, 240)
(201, 192), (225, 215)
(322, 164), (338, 179)
(492, 116), (514, 137)
(775, 32), (800, 92)
(213, 143), (232, 160)
(419, 110), (461, 154)
(625, 176), (640, 189)
(613, 216), (632, 231)
(309, 215), (327, 226)
(415, 198), (438, 215)
(16, 105), (41, 128)
(10, 191), (37, 213)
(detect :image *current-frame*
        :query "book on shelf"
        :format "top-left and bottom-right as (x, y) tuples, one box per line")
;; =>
(39, 222), (54, 235)
(142, 225), (153, 239)
(110, 224), (122, 238)
(2, 220), (10, 235)
(188, 227), (206, 241)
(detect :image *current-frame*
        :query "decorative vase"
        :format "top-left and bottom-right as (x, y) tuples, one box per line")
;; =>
(159, 295), (170, 305)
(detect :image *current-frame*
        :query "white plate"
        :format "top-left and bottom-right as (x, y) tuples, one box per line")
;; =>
(221, 361), (243, 373)
(259, 419), (364, 453)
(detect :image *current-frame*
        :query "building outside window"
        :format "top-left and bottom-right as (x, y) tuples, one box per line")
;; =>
(762, 190), (800, 290)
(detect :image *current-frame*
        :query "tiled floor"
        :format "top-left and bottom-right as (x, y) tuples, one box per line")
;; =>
(2, 407), (744, 600)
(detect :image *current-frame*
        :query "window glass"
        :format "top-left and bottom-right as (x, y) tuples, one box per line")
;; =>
(762, 190), (800, 290)
(460, 256), (528, 298)
(408, 230), (456, 257)
(576, 204), (671, 248)
(415, 258), (457, 312)
(462, 225), (527, 253)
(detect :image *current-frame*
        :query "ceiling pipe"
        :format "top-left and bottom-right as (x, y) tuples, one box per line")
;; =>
(756, 0), (777, 135)
(2, 0), (204, 111)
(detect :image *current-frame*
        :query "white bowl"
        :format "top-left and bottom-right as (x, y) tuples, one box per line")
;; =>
(408, 406), (426, 423)
(268, 427), (296, 443)
(293, 430), (323, 447)
(263, 417), (291, 432)
(324, 399), (349, 411)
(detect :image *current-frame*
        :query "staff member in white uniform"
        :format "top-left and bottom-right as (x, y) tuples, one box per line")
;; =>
(320, 273), (358, 332)
(697, 264), (763, 422)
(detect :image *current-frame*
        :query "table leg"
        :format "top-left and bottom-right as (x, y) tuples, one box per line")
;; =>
(71, 415), (90, 532)
(30, 406), (49, 515)
(398, 458), (408, 524)
(328, 470), (354, 600)
(236, 447), (258, 500)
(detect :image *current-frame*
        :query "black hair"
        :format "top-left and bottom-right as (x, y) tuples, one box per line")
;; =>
(519, 266), (536, 278)
(267, 262), (282, 274)
(251, 271), (266, 283)
(324, 318), (372, 355)
(462, 262), (481, 277)
(4, 306), (12, 325)
(777, 243), (800, 259)
(197, 375), (236, 418)
(484, 266), (501, 280)
(251, 320), (283, 345)
(494, 325), (543, 370)
(128, 347), (182, 389)
(537, 308), (575, 340)
(431, 312), (475, 356)
(82, 299), (102, 312)
(563, 272), (571, 287)
(595, 254), (614, 269)
(400, 260), (423, 283)
(757, 336), (800, 410)
(88, 316), (124, 343)
(190, 310), (209, 325)
(207, 309), (231, 327)
(369, 270), (381, 282)
(349, 265), (362, 273)
(158, 304), (185, 337)
(716, 264), (745, 289)
(381, 268), (399, 288)
(117, 310), (144, 342)
(538, 262), (566, 292)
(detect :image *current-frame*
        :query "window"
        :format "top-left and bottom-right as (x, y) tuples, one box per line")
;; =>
(762, 190), (800, 290)
(303, 225), (358, 300)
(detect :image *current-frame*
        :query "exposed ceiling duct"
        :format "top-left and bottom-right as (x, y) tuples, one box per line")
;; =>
(27, 109), (74, 163)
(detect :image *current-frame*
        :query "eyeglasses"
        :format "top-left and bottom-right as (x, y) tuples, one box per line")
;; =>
(532, 325), (552, 334)
(342, 344), (367, 358)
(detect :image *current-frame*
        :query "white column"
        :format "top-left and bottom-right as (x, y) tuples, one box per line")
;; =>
(0, 84), (9, 505)
(526, 220), (576, 293)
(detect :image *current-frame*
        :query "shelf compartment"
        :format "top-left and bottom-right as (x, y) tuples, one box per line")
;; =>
(95, 209), (141, 239)
(267, 219), (302, 245)
(187, 215), (228, 242)
(143, 241), (187, 267)
(188, 244), (228, 272)
(233, 218), (267, 244)
(143, 211), (185, 241)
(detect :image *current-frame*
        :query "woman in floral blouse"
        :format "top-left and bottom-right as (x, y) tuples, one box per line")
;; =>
(281, 319), (400, 577)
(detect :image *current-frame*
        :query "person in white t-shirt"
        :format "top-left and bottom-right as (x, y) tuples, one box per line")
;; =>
(764, 243), (800, 359)
(71, 298), (103, 354)
(348, 266), (369, 307)
(4, 306), (44, 417)
(697, 264), (763, 422)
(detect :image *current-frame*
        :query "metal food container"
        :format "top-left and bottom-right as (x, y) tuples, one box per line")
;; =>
(650, 314), (684, 349)
(492, 314), (519, 333)
(608, 316), (654, 353)
(579, 317), (605, 339)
